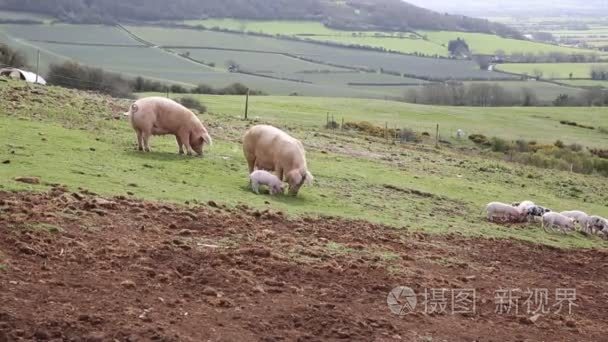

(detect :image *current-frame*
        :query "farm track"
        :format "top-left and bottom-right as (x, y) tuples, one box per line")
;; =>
(1, 190), (608, 341)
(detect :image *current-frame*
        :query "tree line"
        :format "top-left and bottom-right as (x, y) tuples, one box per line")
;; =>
(0, 0), (520, 37)
(46, 61), (263, 98)
(590, 66), (608, 80)
(0, 43), (28, 68)
(404, 82), (608, 107)
(404, 83), (539, 106)
(493, 51), (601, 63)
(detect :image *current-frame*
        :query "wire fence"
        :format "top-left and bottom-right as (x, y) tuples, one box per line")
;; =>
(1, 54), (475, 144)
(319, 113), (473, 146)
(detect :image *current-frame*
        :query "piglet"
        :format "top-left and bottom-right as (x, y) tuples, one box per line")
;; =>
(250, 170), (284, 195)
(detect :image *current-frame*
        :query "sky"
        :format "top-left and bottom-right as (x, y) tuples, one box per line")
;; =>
(403, 0), (608, 17)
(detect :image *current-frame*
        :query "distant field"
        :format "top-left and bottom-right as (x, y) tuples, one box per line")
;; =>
(0, 30), (66, 74)
(183, 19), (447, 55)
(551, 27), (608, 37)
(128, 26), (513, 81)
(0, 23), (420, 97)
(489, 16), (608, 53)
(0, 24), (142, 45)
(2, 22), (591, 100)
(183, 19), (344, 36)
(462, 80), (585, 99)
(181, 19), (602, 57)
(421, 31), (602, 55)
(307, 35), (447, 56)
(559, 79), (608, 88)
(291, 72), (426, 86)
(495, 62), (608, 79)
(13, 42), (406, 96)
(550, 26), (608, 51)
(0, 10), (53, 22)
(171, 48), (347, 74)
(171, 48), (426, 86)
(35, 43), (216, 83)
(586, 41), (608, 49)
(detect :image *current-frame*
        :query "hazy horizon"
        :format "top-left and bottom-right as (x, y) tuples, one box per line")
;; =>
(405, 0), (608, 17)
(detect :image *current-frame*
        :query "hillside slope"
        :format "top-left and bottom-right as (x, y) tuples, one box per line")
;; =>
(0, 0), (521, 37)
(1, 79), (607, 246)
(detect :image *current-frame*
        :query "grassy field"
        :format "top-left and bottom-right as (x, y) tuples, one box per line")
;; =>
(489, 16), (608, 54)
(559, 79), (608, 88)
(307, 35), (446, 56)
(422, 30), (603, 55)
(180, 19), (601, 57)
(2, 80), (607, 249)
(0, 30), (66, 74)
(183, 19), (448, 56)
(495, 62), (608, 79)
(0, 10), (53, 23)
(549, 25), (608, 50)
(0, 24), (143, 45)
(14, 41), (216, 85)
(183, 19), (342, 35)
(0, 22), (600, 100)
(139, 92), (608, 148)
(126, 26), (513, 80)
(0, 24), (419, 97)
(172, 48), (347, 73)
(1, 23), (515, 98)
(462, 80), (585, 98)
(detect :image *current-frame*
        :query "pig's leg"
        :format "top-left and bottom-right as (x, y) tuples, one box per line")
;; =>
(142, 132), (151, 152)
(178, 131), (194, 155)
(136, 130), (144, 151)
(246, 156), (256, 174)
(275, 168), (284, 182)
(175, 135), (184, 155)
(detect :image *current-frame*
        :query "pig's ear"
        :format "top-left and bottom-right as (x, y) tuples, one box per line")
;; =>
(200, 132), (212, 146)
(287, 170), (302, 186)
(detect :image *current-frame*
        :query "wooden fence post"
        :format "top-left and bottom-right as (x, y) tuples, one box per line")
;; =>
(244, 88), (249, 120)
(35, 50), (40, 84)
(435, 124), (439, 148)
(385, 122), (389, 142)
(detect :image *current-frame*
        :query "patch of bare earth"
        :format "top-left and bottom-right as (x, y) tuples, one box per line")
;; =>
(0, 189), (607, 341)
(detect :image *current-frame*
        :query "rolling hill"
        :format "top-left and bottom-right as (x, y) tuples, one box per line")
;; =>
(0, 0), (521, 37)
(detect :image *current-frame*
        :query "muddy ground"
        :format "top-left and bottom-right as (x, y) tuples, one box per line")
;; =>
(1, 188), (607, 342)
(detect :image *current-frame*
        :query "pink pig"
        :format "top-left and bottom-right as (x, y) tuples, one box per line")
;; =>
(125, 97), (211, 155)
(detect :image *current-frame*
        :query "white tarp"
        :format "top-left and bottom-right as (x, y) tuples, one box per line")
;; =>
(0, 67), (46, 85)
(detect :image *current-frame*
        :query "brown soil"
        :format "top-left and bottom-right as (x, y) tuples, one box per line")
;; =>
(1, 189), (607, 341)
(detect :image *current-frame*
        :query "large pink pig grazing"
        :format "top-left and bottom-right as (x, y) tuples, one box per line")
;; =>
(243, 124), (313, 196)
(125, 97), (212, 155)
